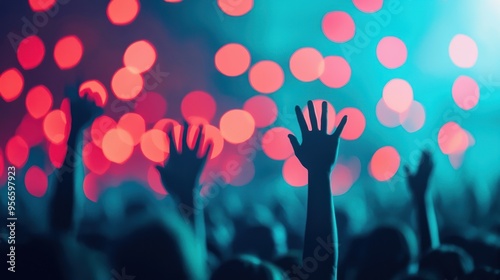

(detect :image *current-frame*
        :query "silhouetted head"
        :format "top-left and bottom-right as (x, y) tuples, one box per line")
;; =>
(273, 251), (302, 278)
(232, 223), (287, 261)
(211, 255), (285, 280)
(419, 244), (474, 280)
(111, 216), (205, 280)
(353, 224), (417, 280)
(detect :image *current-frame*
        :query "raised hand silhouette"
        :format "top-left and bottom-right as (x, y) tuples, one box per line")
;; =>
(287, 100), (348, 280)
(288, 100), (347, 172)
(66, 82), (103, 134)
(156, 122), (213, 205)
(405, 150), (434, 200)
(405, 151), (439, 253)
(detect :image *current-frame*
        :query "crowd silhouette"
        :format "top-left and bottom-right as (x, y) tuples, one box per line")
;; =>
(1, 84), (499, 280)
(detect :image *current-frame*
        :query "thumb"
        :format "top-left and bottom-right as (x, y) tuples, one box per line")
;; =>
(288, 134), (300, 154)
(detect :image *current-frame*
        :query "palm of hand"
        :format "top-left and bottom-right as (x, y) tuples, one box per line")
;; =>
(288, 101), (347, 172)
(156, 123), (212, 201)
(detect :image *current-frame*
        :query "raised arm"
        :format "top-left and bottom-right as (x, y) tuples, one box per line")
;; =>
(50, 84), (102, 233)
(156, 123), (212, 238)
(404, 151), (439, 254)
(288, 101), (347, 280)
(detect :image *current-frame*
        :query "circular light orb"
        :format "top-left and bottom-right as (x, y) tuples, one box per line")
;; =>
(215, 43), (251, 77)
(377, 36), (407, 69)
(322, 11), (355, 43)
(219, 109), (255, 144)
(249, 61), (284, 94)
(382, 78), (413, 113)
(289, 47), (325, 82)
(319, 56), (351, 88)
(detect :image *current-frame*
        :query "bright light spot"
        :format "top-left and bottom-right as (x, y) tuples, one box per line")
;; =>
(449, 34), (478, 68)
(154, 118), (180, 131)
(302, 100), (336, 133)
(0, 68), (24, 102)
(6, 136), (29, 168)
(118, 113), (146, 146)
(289, 47), (325, 82)
(331, 164), (353, 195)
(107, 0), (140, 25)
(16, 114), (44, 147)
(438, 122), (469, 155)
(262, 127), (294, 160)
(353, 0), (383, 13)
(322, 11), (355, 43)
(111, 67), (144, 100)
(336, 107), (365, 140)
(80, 80), (108, 107)
(43, 110), (68, 144)
(29, 0), (56, 11)
(25, 166), (48, 197)
(370, 146), (400, 181)
(164, 0), (182, 2)
(134, 92), (167, 124)
(249, 61), (284, 94)
(383, 78), (413, 113)
(91, 116), (117, 148)
(83, 173), (100, 202)
(452, 75), (479, 110)
(141, 129), (168, 163)
(26, 85), (53, 119)
(400, 101), (425, 132)
(377, 36), (407, 69)
(376, 99), (401, 127)
(217, 0), (253, 16)
(48, 142), (67, 168)
(54, 35), (83, 69)
(102, 128), (134, 164)
(124, 40), (157, 73)
(243, 95), (277, 128)
(220, 109), (255, 144)
(147, 166), (167, 195)
(215, 43), (251, 77)
(17, 35), (45, 70)
(283, 156), (308, 187)
(319, 56), (351, 88)
(181, 90), (217, 123)
(83, 142), (111, 175)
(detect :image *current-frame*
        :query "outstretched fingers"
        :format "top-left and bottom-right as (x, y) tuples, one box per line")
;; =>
(288, 134), (300, 155)
(320, 101), (327, 133)
(193, 125), (204, 153)
(295, 105), (308, 134)
(181, 121), (189, 153)
(166, 124), (178, 156)
(307, 100), (318, 131)
(333, 115), (348, 138)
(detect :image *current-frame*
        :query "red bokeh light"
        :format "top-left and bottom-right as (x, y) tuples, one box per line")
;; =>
(118, 113), (146, 146)
(79, 80), (108, 107)
(452, 75), (479, 110)
(400, 101), (425, 133)
(147, 166), (167, 196)
(322, 11), (355, 43)
(289, 47), (325, 82)
(283, 156), (308, 187)
(141, 129), (168, 163)
(370, 146), (400, 181)
(107, 0), (140, 25)
(91, 116), (117, 148)
(0, 68), (24, 102)
(336, 107), (365, 140)
(54, 35), (83, 69)
(134, 92), (167, 124)
(111, 67), (144, 100)
(377, 36), (407, 69)
(220, 109), (255, 144)
(25, 166), (48, 197)
(181, 90), (217, 123)
(383, 78), (413, 113)
(262, 127), (294, 160)
(83, 142), (111, 175)
(124, 40), (157, 73)
(6, 136), (29, 168)
(17, 35), (45, 70)
(217, 0), (253, 16)
(353, 0), (383, 13)
(43, 110), (68, 144)
(302, 100), (336, 133)
(29, 0), (56, 11)
(48, 142), (67, 168)
(154, 118), (180, 131)
(215, 43), (251, 77)
(438, 122), (469, 155)
(83, 173), (100, 202)
(26, 85), (53, 119)
(102, 128), (134, 164)
(330, 164), (354, 195)
(319, 56), (351, 88)
(449, 34), (478, 68)
(243, 95), (278, 128)
(16, 114), (44, 147)
(249, 61), (285, 94)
